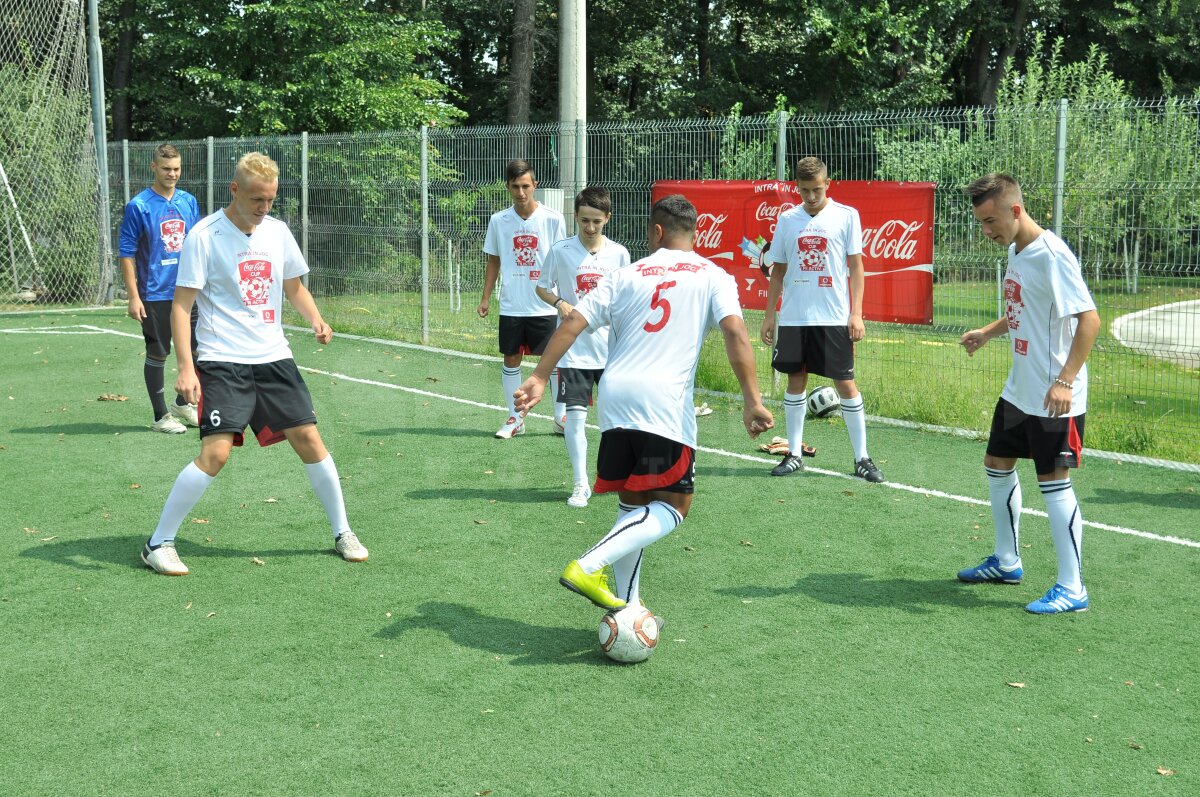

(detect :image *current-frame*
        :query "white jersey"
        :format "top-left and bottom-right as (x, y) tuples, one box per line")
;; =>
(999, 230), (1095, 417)
(575, 248), (743, 448)
(769, 199), (862, 325)
(537, 235), (631, 369)
(176, 211), (308, 364)
(483, 203), (566, 316)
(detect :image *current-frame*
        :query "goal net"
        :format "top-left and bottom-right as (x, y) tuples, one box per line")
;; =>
(0, 0), (109, 308)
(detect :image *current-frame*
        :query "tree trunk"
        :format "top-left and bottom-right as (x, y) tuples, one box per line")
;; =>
(696, 0), (711, 82)
(506, 0), (536, 126)
(110, 0), (138, 141)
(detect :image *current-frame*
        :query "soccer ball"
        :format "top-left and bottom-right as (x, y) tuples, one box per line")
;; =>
(808, 385), (840, 418)
(598, 605), (659, 663)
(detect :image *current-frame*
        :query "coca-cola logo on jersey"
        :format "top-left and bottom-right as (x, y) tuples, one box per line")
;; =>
(861, 220), (924, 261)
(513, 234), (538, 268)
(576, 272), (602, 295)
(1004, 278), (1024, 330)
(160, 218), (185, 253)
(796, 235), (828, 271)
(694, 213), (727, 250)
(239, 258), (273, 307)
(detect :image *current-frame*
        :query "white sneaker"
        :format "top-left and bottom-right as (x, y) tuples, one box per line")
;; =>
(495, 416), (526, 439)
(567, 482), (592, 508)
(335, 531), (369, 562)
(151, 415), (187, 434)
(169, 401), (199, 427)
(141, 541), (189, 575)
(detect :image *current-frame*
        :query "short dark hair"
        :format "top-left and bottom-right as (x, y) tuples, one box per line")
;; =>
(965, 173), (1023, 208)
(795, 156), (828, 181)
(574, 186), (612, 215)
(505, 159), (535, 184)
(153, 143), (180, 162)
(650, 194), (696, 236)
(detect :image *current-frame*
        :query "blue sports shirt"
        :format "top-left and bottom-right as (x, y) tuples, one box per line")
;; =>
(118, 187), (202, 301)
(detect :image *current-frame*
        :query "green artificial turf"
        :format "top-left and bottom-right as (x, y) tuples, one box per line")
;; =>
(0, 310), (1195, 796)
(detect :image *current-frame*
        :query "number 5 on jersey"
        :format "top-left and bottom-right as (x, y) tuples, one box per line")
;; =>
(643, 280), (677, 333)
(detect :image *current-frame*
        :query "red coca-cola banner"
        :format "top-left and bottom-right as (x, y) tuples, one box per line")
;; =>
(651, 180), (935, 325)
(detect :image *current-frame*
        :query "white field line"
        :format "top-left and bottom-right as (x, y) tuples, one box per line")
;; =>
(301, 366), (1200, 550)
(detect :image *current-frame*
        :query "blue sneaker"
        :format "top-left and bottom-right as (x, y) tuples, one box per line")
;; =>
(1025, 584), (1089, 614)
(957, 555), (1023, 584)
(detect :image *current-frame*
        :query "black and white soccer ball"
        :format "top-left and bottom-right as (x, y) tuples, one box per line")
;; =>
(807, 385), (840, 418)
(598, 605), (659, 663)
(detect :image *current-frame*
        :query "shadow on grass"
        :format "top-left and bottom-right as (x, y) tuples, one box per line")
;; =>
(360, 427), (488, 438)
(1087, 486), (1200, 511)
(405, 487), (564, 504)
(376, 601), (608, 667)
(19, 534), (328, 572)
(9, 423), (152, 435)
(716, 572), (1014, 614)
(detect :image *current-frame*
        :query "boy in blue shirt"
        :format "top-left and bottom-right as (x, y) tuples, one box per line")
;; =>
(119, 144), (202, 433)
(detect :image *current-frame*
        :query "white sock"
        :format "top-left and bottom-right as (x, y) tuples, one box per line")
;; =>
(305, 455), (351, 540)
(150, 462), (214, 547)
(841, 394), (868, 461)
(611, 549), (644, 606)
(986, 466), (1022, 567)
(501, 366), (522, 418)
(550, 369), (566, 425)
(1040, 478), (1085, 594)
(578, 501), (683, 573)
(783, 392), (806, 455)
(565, 406), (588, 484)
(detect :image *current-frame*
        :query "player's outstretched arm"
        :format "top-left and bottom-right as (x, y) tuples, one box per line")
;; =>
(720, 315), (773, 437)
(514, 310), (589, 415)
(959, 317), (1008, 357)
(171, 287), (201, 403)
(478, 255), (500, 317)
(284, 277), (332, 344)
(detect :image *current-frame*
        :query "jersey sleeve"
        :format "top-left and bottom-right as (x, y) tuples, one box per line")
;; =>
(536, 246), (559, 292)
(846, 207), (863, 257)
(175, 227), (207, 290)
(575, 270), (615, 331)
(482, 214), (502, 257)
(118, 202), (142, 258)
(281, 224), (309, 280)
(710, 269), (744, 326)
(1049, 248), (1096, 319)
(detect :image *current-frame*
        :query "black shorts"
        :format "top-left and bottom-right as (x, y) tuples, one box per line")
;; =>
(498, 314), (556, 356)
(595, 429), (695, 495)
(986, 398), (1085, 475)
(197, 359), (317, 448)
(772, 325), (855, 380)
(142, 300), (197, 360)
(558, 367), (603, 407)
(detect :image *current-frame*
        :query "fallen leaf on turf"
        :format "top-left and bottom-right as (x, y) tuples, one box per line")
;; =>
(24, 528), (38, 535)
(206, 537), (213, 543)
(97, 393), (128, 401)
(185, 602), (193, 610)
(425, 376), (439, 382)
(483, 470), (494, 475)
(1021, 544), (1032, 549)
(739, 540), (753, 546)
(130, 484), (140, 489)
(843, 490), (855, 497)
(385, 612), (392, 619)
(973, 524), (981, 529)
(969, 535), (981, 541)
(576, 520), (584, 525)
(1129, 742), (1144, 750)
(476, 791), (493, 796)
(264, 498), (277, 503)
(481, 709), (494, 714)
(40, 536), (58, 541)
(474, 519), (488, 525)
(191, 518), (210, 524)
(206, 612), (217, 618)
(683, 545), (695, 552)
(488, 499), (497, 504)
(1157, 768), (1175, 776)
(251, 557), (265, 566)
(1124, 681), (1135, 686)
(1085, 737), (1093, 743)
(1006, 682), (1026, 688)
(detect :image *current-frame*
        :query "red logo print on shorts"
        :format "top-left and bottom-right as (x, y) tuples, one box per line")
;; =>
(513, 234), (539, 268)
(160, 218), (185, 254)
(238, 259), (273, 307)
(796, 235), (828, 271)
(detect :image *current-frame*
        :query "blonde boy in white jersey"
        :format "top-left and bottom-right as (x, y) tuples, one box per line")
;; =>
(958, 173), (1099, 614)
(514, 195), (774, 623)
(139, 152), (367, 575)
(535, 186), (631, 508)
(761, 157), (884, 483)
(479, 159), (567, 439)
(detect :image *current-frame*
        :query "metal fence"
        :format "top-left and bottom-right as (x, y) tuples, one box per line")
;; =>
(102, 100), (1200, 463)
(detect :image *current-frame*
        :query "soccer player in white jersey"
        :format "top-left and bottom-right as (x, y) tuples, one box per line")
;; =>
(535, 186), (631, 508)
(514, 195), (774, 623)
(957, 173), (1099, 614)
(139, 152), (367, 576)
(761, 156), (883, 482)
(479, 160), (567, 438)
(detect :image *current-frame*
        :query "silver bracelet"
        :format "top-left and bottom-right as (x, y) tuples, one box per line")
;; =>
(1054, 378), (1073, 389)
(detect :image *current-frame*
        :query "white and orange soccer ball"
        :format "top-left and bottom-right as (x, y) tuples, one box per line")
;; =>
(598, 605), (659, 663)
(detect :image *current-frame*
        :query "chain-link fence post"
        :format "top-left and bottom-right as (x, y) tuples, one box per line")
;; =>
(420, 124), (430, 345)
(300, 131), (309, 286)
(206, 136), (214, 214)
(1053, 98), (1068, 235)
